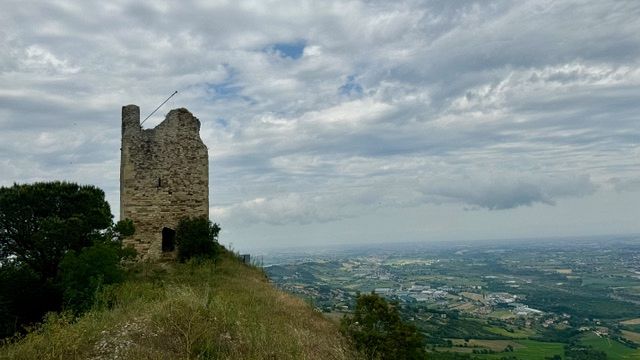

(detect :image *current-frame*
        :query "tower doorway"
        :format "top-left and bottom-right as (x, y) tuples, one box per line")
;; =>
(162, 227), (176, 252)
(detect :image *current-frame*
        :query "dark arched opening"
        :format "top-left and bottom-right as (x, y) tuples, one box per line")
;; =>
(162, 227), (176, 252)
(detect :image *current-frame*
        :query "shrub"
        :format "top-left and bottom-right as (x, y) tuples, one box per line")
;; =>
(57, 241), (132, 313)
(175, 217), (221, 262)
(0, 263), (60, 338)
(340, 293), (425, 360)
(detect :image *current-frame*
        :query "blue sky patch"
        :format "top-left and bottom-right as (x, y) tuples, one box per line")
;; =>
(266, 40), (306, 59)
(205, 81), (253, 103)
(207, 81), (242, 98)
(215, 117), (229, 128)
(339, 75), (363, 96)
(205, 66), (253, 103)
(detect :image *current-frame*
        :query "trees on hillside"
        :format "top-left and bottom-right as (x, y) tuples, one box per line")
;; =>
(0, 181), (134, 337)
(341, 292), (425, 360)
(0, 182), (113, 279)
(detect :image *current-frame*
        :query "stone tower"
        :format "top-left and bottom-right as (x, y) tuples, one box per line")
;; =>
(120, 105), (209, 259)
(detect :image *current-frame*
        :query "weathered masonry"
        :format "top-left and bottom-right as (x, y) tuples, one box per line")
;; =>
(120, 105), (209, 259)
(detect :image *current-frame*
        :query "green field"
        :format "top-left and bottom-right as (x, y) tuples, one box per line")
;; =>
(487, 310), (515, 320)
(485, 325), (535, 339)
(450, 339), (522, 351)
(581, 276), (640, 288)
(580, 333), (640, 359)
(474, 340), (565, 359)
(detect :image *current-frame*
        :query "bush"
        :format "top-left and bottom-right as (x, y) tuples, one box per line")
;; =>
(0, 263), (60, 337)
(57, 241), (133, 313)
(340, 293), (425, 360)
(175, 217), (221, 262)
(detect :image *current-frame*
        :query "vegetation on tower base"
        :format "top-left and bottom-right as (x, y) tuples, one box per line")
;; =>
(175, 216), (222, 262)
(0, 251), (359, 359)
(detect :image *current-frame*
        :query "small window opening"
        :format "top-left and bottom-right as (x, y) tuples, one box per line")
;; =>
(157, 178), (162, 187)
(162, 227), (176, 252)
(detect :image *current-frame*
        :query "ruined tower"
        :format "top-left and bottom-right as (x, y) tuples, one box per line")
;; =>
(120, 105), (209, 259)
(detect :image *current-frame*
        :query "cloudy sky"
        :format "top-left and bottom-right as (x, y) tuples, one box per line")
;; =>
(1, 0), (639, 252)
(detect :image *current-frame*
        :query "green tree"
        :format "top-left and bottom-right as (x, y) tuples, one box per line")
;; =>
(57, 241), (135, 313)
(0, 263), (59, 337)
(110, 218), (135, 241)
(0, 181), (113, 279)
(340, 293), (425, 360)
(0, 181), (135, 337)
(175, 217), (221, 262)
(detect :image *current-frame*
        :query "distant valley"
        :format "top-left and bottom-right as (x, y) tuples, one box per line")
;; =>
(263, 235), (640, 359)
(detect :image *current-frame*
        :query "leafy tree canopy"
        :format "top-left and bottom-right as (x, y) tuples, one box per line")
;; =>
(341, 293), (425, 360)
(58, 242), (131, 313)
(0, 181), (135, 338)
(0, 181), (113, 279)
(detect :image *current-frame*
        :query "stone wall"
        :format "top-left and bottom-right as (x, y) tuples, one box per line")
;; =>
(120, 105), (209, 259)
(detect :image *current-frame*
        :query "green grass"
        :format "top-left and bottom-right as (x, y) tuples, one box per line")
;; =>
(580, 333), (640, 359)
(450, 339), (522, 351)
(485, 325), (534, 339)
(487, 310), (514, 319)
(473, 339), (565, 359)
(0, 253), (358, 359)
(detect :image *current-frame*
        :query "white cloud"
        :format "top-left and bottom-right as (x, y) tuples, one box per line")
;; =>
(0, 0), (639, 248)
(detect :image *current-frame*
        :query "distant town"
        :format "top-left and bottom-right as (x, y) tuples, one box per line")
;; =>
(263, 235), (640, 358)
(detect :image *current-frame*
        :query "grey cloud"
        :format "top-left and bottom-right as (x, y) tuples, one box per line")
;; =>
(212, 174), (598, 225)
(437, 181), (554, 210)
(0, 0), (638, 244)
(610, 177), (640, 193)
(424, 175), (598, 210)
(212, 193), (354, 226)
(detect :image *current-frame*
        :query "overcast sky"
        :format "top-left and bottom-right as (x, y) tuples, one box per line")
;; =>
(1, 0), (639, 252)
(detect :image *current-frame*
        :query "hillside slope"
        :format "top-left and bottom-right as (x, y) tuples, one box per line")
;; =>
(0, 253), (358, 359)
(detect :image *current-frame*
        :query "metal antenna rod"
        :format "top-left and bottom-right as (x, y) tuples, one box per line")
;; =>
(141, 90), (178, 125)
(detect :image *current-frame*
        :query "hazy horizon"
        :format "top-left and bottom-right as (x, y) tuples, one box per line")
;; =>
(236, 232), (640, 256)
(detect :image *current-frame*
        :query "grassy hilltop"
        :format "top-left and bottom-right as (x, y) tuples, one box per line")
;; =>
(0, 251), (357, 360)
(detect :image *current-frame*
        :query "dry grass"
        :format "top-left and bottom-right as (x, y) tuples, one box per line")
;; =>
(0, 253), (358, 360)
(621, 318), (640, 325)
(621, 330), (640, 344)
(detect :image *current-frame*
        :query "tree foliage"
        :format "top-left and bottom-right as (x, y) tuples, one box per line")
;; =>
(0, 263), (59, 338)
(58, 241), (134, 313)
(175, 217), (221, 262)
(340, 293), (425, 360)
(0, 182), (112, 279)
(0, 181), (135, 338)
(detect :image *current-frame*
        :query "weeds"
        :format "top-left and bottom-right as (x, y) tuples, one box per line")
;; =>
(0, 253), (358, 360)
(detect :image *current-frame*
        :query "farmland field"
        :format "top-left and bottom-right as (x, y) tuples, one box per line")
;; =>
(622, 318), (640, 325)
(474, 340), (565, 359)
(580, 333), (640, 359)
(622, 330), (640, 344)
(265, 235), (640, 359)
